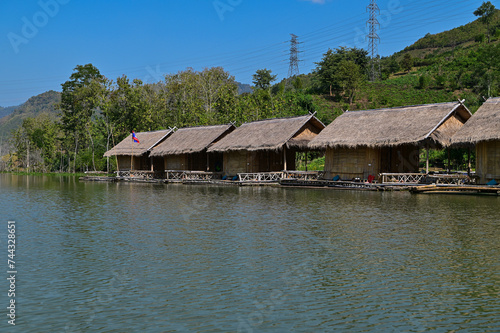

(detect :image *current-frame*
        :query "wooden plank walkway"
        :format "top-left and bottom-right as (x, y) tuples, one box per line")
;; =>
(410, 184), (500, 195)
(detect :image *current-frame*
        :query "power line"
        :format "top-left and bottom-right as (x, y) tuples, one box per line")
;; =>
(367, 0), (380, 81)
(287, 34), (300, 89)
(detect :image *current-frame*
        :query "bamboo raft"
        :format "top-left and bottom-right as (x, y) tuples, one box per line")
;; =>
(410, 184), (500, 195)
(279, 179), (411, 191)
(79, 176), (118, 182)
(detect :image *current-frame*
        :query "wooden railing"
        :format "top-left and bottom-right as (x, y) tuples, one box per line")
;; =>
(426, 174), (473, 185)
(238, 172), (284, 182)
(165, 170), (223, 181)
(380, 173), (426, 184)
(117, 170), (161, 179)
(284, 171), (324, 180)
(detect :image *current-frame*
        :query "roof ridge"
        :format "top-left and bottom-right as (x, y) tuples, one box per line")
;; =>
(346, 101), (458, 114)
(240, 114), (311, 125)
(175, 123), (233, 131)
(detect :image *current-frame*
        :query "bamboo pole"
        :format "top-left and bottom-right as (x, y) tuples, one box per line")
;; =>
(283, 147), (287, 171)
(447, 149), (450, 173)
(426, 147), (429, 174)
(467, 147), (471, 177)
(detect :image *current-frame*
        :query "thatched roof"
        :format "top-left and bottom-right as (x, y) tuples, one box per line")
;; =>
(150, 124), (235, 156)
(207, 115), (325, 153)
(309, 102), (471, 149)
(103, 129), (173, 157)
(451, 97), (500, 145)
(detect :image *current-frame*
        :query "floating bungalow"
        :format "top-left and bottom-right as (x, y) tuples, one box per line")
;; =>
(149, 124), (235, 179)
(103, 129), (173, 177)
(308, 101), (472, 182)
(207, 115), (325, 179)
(451, 97), (500, 185)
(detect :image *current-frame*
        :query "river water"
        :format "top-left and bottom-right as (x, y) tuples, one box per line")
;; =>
(1, 174), (499, 332)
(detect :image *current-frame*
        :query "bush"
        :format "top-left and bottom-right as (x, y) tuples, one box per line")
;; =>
(475, 33), (486, 42)
(418, 75), (430, 89)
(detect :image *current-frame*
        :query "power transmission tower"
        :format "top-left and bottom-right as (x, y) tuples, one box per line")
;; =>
(367, 0), (380, 81)
(287, 34), (300, 89)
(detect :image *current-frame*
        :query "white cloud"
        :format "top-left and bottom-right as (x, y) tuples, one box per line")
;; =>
(302, 0), (326, 4)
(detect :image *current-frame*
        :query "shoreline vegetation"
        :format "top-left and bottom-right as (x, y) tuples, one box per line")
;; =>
(0, 171), (114, 177)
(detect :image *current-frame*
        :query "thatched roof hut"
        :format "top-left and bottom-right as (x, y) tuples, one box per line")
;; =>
(309, 101), (471, 150)
(451, 97), (500, 184)
(103, 129), (173, 157)
(150, 124), (235, 157)
(207, 114), (325, 153)
(451, 97), (500, 145)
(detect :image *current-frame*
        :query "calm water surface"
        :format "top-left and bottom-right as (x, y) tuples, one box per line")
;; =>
(0, 174), (499, 332)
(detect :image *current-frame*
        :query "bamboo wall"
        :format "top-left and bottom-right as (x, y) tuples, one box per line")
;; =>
(324, 147), (380, 180)
(223, 150), (296, 175)
(164, 155), (187, 170)
(476, 140), (500, 184)
(324, 144), (419, 180)
(223, 151), (247, 175)
(117, 155), (149, 171)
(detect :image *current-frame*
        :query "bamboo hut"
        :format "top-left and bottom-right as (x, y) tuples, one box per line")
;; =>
(309, 101), (471, 181)
(207, 115), (325, 176)
(451, 97), (500, 184)
(149, 124), (235, 172)
(103, 129), (173, 173)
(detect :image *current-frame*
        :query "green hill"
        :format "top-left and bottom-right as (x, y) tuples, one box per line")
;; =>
(0, 91), (61, 140)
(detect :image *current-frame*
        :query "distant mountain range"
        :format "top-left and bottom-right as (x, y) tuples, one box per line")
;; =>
(0, 90), (61, 140)
(237, 82), (252, 94)
(0, 105), (19, 120)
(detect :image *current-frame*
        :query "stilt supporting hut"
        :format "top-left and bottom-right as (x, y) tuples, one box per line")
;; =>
(103, 129), (173, 178)
(149, 124), (235, 180)
(452, 97), (500, 185)
(207, 115), (325, 179)
(308, 101), (472, 182)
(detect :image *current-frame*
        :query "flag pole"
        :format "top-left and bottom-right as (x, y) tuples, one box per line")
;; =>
(131, 132), (134, 174)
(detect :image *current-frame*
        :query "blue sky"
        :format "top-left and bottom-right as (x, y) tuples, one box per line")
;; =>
(0, 0), (491, 106)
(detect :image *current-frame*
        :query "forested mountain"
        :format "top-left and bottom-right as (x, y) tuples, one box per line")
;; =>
(0, 91), (61, 139)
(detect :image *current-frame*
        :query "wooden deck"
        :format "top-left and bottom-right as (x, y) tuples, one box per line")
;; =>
(410, 184), (500, 195)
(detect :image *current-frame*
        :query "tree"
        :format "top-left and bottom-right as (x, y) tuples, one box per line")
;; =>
(11, 114), (60, 172)
(314, 47), (368, 96)
(59, 64), (107, 172)
(400, 54), (414, 73)
(252, 69), (277, 90)
(474, 1), (496, 43)
(337, 60), (364, 105)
